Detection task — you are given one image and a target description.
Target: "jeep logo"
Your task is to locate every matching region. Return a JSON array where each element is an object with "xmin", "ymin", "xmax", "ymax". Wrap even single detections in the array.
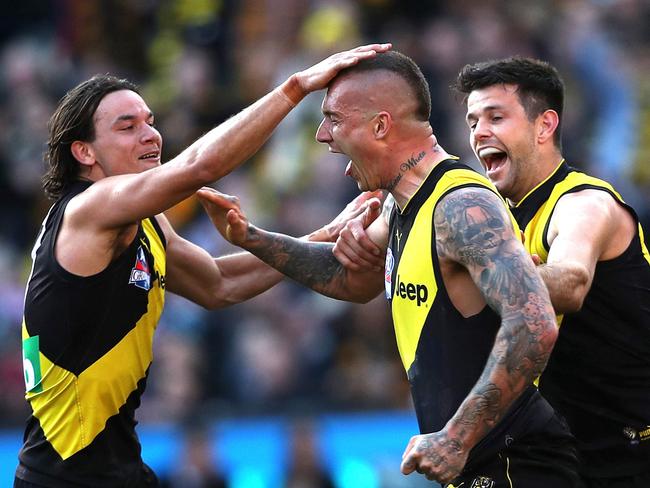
[{"xmin": 395, "ymin": 274, "xmax": 428, "ymax": 306}]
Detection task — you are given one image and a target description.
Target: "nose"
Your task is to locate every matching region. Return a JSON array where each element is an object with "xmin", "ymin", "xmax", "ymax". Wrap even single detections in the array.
[
  {"xmin": 141, "ymin": 123, "xmax": 161, "ymax": 145},
  {"xmin": 315, "ymin": 118, "xmax": 331, "ymax": 143},
  {"xmin": 472, "ymin": 118, "xmax": 492, "ymax": 141}
]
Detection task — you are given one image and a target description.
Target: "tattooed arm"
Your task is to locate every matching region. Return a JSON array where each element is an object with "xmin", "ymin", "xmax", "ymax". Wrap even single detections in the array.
[
  {"xmin": 401, "ymin": 186, "xmax": 558, "ymax": 484},
  {"xmin": 196, "ymin": 187, "xmax": 386, "ymax": 303}
]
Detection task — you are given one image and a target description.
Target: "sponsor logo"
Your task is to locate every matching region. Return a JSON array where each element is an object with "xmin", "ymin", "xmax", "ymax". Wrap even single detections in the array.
[
  {"xmin": 385, "ymin": 248, "xmax": 394, "ymax": 299},
  {"xmin": 129, "ymin": 246, "xmax": 151, "ymax": 291},
  {"xmin": 23, "ymin": 335, "xmax": 43, "ymax": 393},
  {"xmin": 470, "ymin": 476, "xmax": 494, "ymax": 488},
  {"xmin": 639, "ymin": 426, "xmax": 650, "ymax": 442},
  {"xmin": 395, "ymin": 274, "xmax": 429, "ymax": 306}
]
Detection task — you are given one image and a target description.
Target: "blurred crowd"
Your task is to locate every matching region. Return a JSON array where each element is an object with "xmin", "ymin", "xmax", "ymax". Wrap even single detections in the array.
[{"xmin": 0, "ymin": 0, "xmax": 649, "ymax": 477}]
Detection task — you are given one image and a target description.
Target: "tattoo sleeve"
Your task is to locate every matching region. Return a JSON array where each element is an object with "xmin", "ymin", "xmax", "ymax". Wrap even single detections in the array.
[
  {"xmin": 434, "ymin": 186, "xmax": 558, "ymax": 449},
  {"xmin": 242, "ymin": 226, "xmax": 356, "ymax": 300}
]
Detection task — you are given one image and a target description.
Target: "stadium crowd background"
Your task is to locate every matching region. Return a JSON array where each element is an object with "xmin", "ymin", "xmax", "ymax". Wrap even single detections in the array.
[{"xmin": 0, "ymin": 0, "xmax": 648, "ymax": 486}]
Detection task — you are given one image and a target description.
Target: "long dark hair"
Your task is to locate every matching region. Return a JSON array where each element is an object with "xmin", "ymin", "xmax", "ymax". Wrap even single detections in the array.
[{"xmin": 43, "ymin": 74, "xmax": 139, "ymax": 199}]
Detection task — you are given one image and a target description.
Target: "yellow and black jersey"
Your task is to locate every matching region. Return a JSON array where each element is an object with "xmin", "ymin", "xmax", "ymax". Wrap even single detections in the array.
[
  {"xmin": 386, "ymin": 159, "xmax": 556, "ymax": 468},
  {"xmin": 511, "ymin": 161, "xmax": 650, "ymax": 477},
  {"xmin": 17, "ymin": 181, "xmax": 166, "ymax": 487}
]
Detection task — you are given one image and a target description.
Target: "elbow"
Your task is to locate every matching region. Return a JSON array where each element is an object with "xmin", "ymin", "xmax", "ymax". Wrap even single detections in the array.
[
  {"xmin": 547, "ymin": 264, "xmax": 590, "ymax": 314},
  {"xmin": 561, "ymin": 291, "xmax": 586, "ymax": 313},
  {"xmin": 349, "ymin": 291, "xmax": 380, "ymax": 304},
  {"xmin": 344, "ymin": 280, "xmax": 383, "ymax": 304},
  {"xmin": 554, "ymin": 280, "xmax": 589, "ymax": 314}
]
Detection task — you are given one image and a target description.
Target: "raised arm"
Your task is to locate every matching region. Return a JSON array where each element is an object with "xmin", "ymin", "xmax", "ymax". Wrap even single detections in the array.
[
  {"xmin": 196, "ymin": 188, "xmax": 387, "ymax": 303},
  {"xmin": 538, "ymin": 189, "xmax": 636, "ymax": 313},
  {"xmin": 75, "ymin": 44, "xmax": 392, "ymax": 228},
  {"xmin": 401, "ymin": 187, "xmax": 558, "ymax": 484}
]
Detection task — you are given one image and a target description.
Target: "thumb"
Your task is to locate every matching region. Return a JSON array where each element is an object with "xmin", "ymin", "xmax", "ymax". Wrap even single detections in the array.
[{"xmin": 400, "ymin": 450, "xmax": 416, "ymax": 475}]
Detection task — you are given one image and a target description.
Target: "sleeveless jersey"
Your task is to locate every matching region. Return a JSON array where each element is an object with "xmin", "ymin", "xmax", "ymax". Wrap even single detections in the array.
[
  {"xmin": 386, "ymin": 159, "xmax": 555, "ymax": 468},
  {"xmin": 511, "ymin": 161, "xmax": 650, "ymax": 477},
  {"xmin": 17, "ymin": 181, "xmax": 167, "ymax": 487}
]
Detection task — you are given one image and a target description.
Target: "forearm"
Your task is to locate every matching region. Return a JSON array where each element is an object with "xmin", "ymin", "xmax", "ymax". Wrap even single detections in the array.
[
  {"xmin": 537, "ymin": 261, "xmax": 590, "ymax": 313},
  {"xmin": 240, "ymin": 225, "xmax": 378, "ymax": 302},
  {"xmin": 177, "ymin": 76, "xmax": 304, "ymax": 183},
  {"xmin": 446, "ymin": 305, "xmax": 557, "ymax": 451},
  {"xmin": 212, "ymin": 252, "xmax": 285, "ymax": 306}
]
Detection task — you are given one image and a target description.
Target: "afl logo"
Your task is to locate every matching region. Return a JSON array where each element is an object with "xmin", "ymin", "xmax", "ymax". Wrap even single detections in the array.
[
  {"xmin": 129, "ymin": 246, "xmax": 151, "ymax": 291},
  {"xmin": 385, "ymin": 247, "xmax": 394, "ymax": 299}
]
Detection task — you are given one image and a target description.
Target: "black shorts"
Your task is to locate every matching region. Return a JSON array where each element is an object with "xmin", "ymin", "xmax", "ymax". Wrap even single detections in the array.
[
  {"xmin": 582, "ymin": 468, "xmax": 650, "ymax": 488},
  {"xmin": 447, "ymin": 413, "xmax": 583, "ymax": 488},
  {"xmin": 14, "ymin": 462, "xmax": 159, "ymax": 488}
]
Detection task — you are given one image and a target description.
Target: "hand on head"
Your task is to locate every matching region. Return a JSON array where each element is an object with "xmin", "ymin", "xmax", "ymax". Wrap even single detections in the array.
[{"xmin": 295, "ymin": 43, "xmax": 392, "ymax": 95}]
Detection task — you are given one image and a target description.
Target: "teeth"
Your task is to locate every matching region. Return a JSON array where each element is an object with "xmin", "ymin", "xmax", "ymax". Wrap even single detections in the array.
[{"xmin": 478, "ymin": 147, "xmax": 502, "ymax": 158}]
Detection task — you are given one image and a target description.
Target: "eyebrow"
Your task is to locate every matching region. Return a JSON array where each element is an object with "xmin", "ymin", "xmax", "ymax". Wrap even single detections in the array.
[
  {"xmin": 113, "ymin": 111, "xmax": 155, "ymax": 125},
  {"xmin": 466, "ymin": 104, "xmax": 503, "ymax": 121}
]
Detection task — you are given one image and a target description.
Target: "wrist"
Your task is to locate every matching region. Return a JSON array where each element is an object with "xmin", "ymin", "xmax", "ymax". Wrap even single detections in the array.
[{"xmin": 277, "ymin": 74, "xmax": 305, "ymax": 107}]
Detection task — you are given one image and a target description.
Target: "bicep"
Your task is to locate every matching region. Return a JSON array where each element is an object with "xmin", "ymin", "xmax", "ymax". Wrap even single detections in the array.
[
  {"xmin": 157, "ymin": 214, "xmax": 224, "ymax": 307},
  {"xmin": 434, "ymin": 187, "xmax": 547, "ymax": 315},
  {"xmin": 546, "ymin": 192, "xmax": 614, "ymax": 275}
]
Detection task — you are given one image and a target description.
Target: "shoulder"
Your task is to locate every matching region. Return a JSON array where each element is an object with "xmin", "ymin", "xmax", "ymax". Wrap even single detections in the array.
[
  {"xmin": 434, "ymin": 186, "xmax": 517, "ymax": 259},
  {"xmin": 554, "ymin": 187, "xmax": 625, "ymax": 223},
  {"xmin": 435, "ymin": 185, "xmax": 508, "ymax": 223}
]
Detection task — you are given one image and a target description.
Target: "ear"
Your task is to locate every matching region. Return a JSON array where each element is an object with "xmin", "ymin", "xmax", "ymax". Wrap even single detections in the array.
[
  {"xmin": 70, "ymin": 141, "xmax": 96, "ymax": 167},
  {"xmin": 373, "ymin": 111, "xmax": 391, "ymax": 140},
  {"xmin": 537, "ymin": 110, "xmax": 559, "ymax": 144}
]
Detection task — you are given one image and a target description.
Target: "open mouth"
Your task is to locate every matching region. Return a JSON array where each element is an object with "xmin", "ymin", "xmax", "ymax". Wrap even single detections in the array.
[
  {"xmin": 138, "ymin": 151, "xmax": 159, "ymax": 161},
  {"xmin": 478, "ymin": 147, "xmax": 507, "ymax": 173}
]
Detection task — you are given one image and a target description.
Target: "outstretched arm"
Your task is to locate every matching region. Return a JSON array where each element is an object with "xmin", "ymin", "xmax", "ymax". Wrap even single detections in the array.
[
  {"xmin": 163, "ymin": 189, "xmax": 385, "ymax": 308},
  {"xmin": 401, "ymin": 187, "xmax": 557, "ymax": 484},
  {"xmin": 196, "ymin": 188, "xmax": 386, "ymax": 303}
]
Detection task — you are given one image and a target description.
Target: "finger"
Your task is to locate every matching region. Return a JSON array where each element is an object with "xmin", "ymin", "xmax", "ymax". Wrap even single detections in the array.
[
  {"xmin": 348, "ymin": 191, "xmax": 382, "ymax": 214},
  {"xmin": 361, "ymin": 200, "xmax": 382, "ymax": 230},
  {"xmin": 352, "ymin": 43, "xmax": 392, "ymax": 53},
  {"xmin": 402, "ymin": 436, "xmax": 418, "ymax": 459},
  {"xmin": 332, "ymin": 245, "xmax": 361, "ymax": 272},
  {"xmin": 333, "ymin": 238, "xmax": 376, "ymax": 271},
  {"xmin": 531, "ymin": 253, "xmax": 542, "ymax": 266},
  {"xmin": 349, "ymin": 223, "xmax": 382, "ymax": 259},
  {"xmin": 196, "ymin": 189, "xmax": 239, "ymax": 209},
  {"xmin": 342, "ymin": 224, "xmax": 382, "ymax": 263},
  {"xmin": 400, "ymin": 451, "xmax": 417, "ymax": 475}
]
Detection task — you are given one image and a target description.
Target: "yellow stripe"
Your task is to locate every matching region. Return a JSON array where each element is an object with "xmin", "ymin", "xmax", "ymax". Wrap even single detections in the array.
[{"xmin": 506, "ymin": 455, "xmax": 513, "ymax": 488}]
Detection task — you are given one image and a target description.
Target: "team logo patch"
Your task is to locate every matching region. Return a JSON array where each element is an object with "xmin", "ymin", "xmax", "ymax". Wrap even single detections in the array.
[
  {"xmin": 129, "ymin": 246, "xmax": 151, "ymax": 291},
  {"xmin": 623, "ymin": 426, "xmax": 640, "ymax": 445},
  {"xmin": 470, "ymin": 476, "xmax": 494, "ymax": 488},
  {"xmin": 384, "ymin": 247, "xmax": 394, "ymax": 299}
]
